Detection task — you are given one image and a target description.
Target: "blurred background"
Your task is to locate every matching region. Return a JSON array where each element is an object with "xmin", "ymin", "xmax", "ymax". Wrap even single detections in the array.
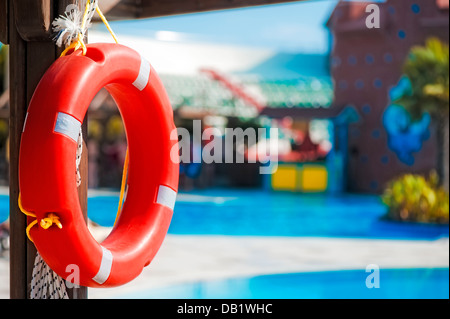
[{"xmin": 0, "ymin": 0, "xmax": 449, "ymax": 298}]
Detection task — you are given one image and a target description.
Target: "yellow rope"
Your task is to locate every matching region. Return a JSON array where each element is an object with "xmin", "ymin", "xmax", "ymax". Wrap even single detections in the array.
[
  {"xmin": 80, "ymin": 0, "xmax": 91, "ymax": 30},
  {"xmin": 114, "ymin": 149, "xmax": 129, "ymax": 225},
  {"xmin": 96, "ymin": 6, "xmax": 119, "ymax": 44},
  {"xmin": 59, "ymin": 39, "xmax": 83, "ymax": 57},
  {"xmin": 60, "ymin": 1, "xmax": 118, "ymax": 57},
  {"xmin": 18, "ymin": 193, "xmax": 62, "ymax": 243},
  {"xmin": 40, "ymin": 214, "xmax": 63, "ymax": 230}
]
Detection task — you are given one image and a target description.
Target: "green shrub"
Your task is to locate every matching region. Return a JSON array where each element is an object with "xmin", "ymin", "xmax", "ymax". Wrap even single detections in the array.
[{"xmin": 382, "ymin": 172, "xmax": 449, "ymax": 224}]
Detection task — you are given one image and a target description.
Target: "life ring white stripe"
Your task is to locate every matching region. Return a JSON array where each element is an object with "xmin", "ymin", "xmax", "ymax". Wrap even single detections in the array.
[
  {"xmin": 54, "ymin": 112, "xmax": 82, "ymax": 142},
  {"xmin": 92, "ymin": 246, "xmax": 113, "ymax": 285},
  {"xmin": 156, "ymin": 185, "xmax": 177, "ymax": 211},
  {"xmin": 132, "ymin": 56, "xmax": 151, "ymax": 91},
  {"xmin": 22, "ymin": 112, "xmax": 29, "ymax": 132}
]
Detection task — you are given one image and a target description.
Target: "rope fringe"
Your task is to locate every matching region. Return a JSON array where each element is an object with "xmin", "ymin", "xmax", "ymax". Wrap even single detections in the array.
[
  {"xmin": 52, "ymin": 0, "xmax": 97, "ymax": 54},
  {"xmin": 30, "ymin": 252, "xmax": 69, "ymax": 299},
  {"xmin": 53, "ymin": 0, "xmax": 118, "ymax": 57}
]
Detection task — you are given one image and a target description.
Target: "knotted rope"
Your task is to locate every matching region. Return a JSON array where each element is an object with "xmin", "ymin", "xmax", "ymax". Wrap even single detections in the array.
[{"xmin": 53, "ymin": 0, "xmax": 118, "ymax": 57}]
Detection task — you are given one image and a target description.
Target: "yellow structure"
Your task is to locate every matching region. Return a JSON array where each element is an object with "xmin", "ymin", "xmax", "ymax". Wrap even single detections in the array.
[
  {"xmin": 271, "ymin": 163, "xmax": 328, "ymax": 192},
  {"xmin": 271, "ymin": 165, "xmax": 298, "ymax": 190},
  {"xmin": 301, "ymin": 164, "xmax": 328, "ymax": 191}
]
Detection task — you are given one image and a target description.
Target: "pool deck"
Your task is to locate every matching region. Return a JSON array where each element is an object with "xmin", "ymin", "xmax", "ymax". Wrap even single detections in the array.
[{"xmin": 1, "ymin": 226, "xmax": 448, "ymax": 299}]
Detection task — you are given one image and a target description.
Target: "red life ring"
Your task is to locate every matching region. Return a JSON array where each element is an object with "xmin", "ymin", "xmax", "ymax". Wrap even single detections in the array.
[{"xmin": 19, "ymin": 43, "xmax": 179, "ymax": 287}]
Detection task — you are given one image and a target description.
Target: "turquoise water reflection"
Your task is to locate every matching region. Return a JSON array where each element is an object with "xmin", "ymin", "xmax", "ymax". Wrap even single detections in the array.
[{"xmin": 121, "ymin": 268, "xmax": 450, "ymax": 299}]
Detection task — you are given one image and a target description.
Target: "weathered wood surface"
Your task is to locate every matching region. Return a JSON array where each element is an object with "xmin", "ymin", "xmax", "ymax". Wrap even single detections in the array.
[
  {"xmin": 99, "ymin": 0, "xmax": 303, "ymax": 20},
  {"xmin": 14, "ymin": 0, "xmax": 53, "ymax": 41},
  {"xmin": 0, "ymin": 0, "xmax": 9, "ymax": 44},
  {"xmin": 8, "ymin": 0, "xmax": 27, "ymax": 298}
]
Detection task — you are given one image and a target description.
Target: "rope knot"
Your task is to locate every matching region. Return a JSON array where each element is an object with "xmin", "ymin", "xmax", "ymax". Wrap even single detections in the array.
[
  {"xmin": 52, "ymin": 0, "xmax": 118, "ymax": 57},
  {"xmin": 40, "ymin": 214, "xmax": 63, "ymax": 230},
  {"xmin": 18, "ymin": 194, "xmax": 63, "ymax": 242}
]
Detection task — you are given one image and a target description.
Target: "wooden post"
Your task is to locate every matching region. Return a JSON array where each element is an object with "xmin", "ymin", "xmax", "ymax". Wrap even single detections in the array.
[{"xmin": 6, "ymin": 0, "xmax": 88, "ymax": 299}]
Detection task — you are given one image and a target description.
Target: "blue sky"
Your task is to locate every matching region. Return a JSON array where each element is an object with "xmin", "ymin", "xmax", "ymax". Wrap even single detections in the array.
[{"xmin": 95, "ymin": 0, "xmax": 339, "ymax": 53}]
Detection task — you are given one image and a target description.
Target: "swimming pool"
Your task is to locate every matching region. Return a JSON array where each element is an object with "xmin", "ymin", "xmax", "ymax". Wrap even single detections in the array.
[
  {"xmin": 1, "ymin": 189, "xmax": 448, "ymax": 239},
  {"xmin": 118, "ymin": 268, "xmax": 450, "ymax": 299},
  {"xmin": 2, "ymin": 190, "xmax": 448, "ymax": 299},
  {"xmin": 88, "ymin": 189, "xmax": 448, "ymax": 239}
]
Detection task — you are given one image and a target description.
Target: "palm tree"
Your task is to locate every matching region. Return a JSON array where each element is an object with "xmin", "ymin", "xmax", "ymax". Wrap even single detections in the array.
[{"xmin": 395, "ymin": 37, "xmax": 449, "ymax": 191}]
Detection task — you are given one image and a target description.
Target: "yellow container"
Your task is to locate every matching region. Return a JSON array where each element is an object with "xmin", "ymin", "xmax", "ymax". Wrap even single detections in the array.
[
  {"xmin": 300, "ymin": 164, "xmax": 328, "ymax": 192},
  {"xmin": 271, "ymin": 165, "xmax": 298, "ymax": 191}
]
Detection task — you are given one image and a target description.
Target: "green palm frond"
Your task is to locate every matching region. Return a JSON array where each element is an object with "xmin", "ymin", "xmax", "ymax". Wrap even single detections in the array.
[{"xmin": 395, "ymin": 37, "xmax": 449, "ymax": 120}]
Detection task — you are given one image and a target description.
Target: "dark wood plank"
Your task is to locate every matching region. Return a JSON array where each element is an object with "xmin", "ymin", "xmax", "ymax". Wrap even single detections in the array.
[
  {"xmin": 8, "ymin": 0, "xmax": 28, "ymax": 299},
  {"xmin": 143, "ymin": 0, "xmax": 303, "ymax": 17},
  {"xmin": 0, "ymin": 0, "xmax": 9, "ymax": 44},
  {"xmin": 13, "ymin": 0, "xmax": 53, "ymax": 41},
  {"xmin": 101, "ymin": 0, "xmax": 304, "ymax": 20}
]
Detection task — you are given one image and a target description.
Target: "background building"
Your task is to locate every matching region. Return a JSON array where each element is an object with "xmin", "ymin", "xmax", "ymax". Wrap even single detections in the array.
[{"xmin": 327, "ymin": 0, "xmax": 449, "ymax": 192}]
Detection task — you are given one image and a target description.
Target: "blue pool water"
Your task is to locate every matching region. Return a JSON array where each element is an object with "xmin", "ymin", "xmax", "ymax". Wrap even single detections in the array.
[
  {"xmin": 120, "ymin": 268, "xmax": 449, "ymax": 299},
  {"xmin": 1, "ymin": 189, "xmax": 448, "ymax": 239},
  {"xmin": 2, "ymin": 191, "xmax": 448, "ymax": 299},
  {"xmin": 0, "ymin": 196, "xmax": 7, "ymax": 224},
  {"xmin": 87, "ymin": 189, "xmax": 448, "ymax": 239}
]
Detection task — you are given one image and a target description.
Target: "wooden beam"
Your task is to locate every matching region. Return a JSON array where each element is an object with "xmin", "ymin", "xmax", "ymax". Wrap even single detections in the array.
[
  {"xmin": 97, "ymin": 0, "xmax": 122, "ymax": 16},
  {"xmin": 9, "ymin": 0, "xmax": 88, "ymax": 299},
  {"xmin": 143, "ymin": 0, "xmax": 304, "ymax": 17},
  {"xmin": 8, "ymin": 0, "xmax": 27, "ymax": 297},
  {"xmin": 0, "ymin": 0, "xmax": 9, "ymax": 44},
  {"xmin": 99, "ymin": 0, "xmax": 304, "ymax": 20},
  {"xmin": 14, "ymin": 0, "xmax": 53, "ymax": 42}
]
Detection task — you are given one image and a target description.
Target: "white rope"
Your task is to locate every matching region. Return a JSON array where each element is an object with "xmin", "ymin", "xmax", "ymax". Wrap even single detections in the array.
[
  {"xmin": 52, "ymin": 0, "xmax": 98, "ymax": 47},
  {"xmin": 30, "ymin": 128, "xmax": 83, "ymax": 299},
  {"xmin": 30, "ymin": 252, "xmax": 69, "ymax": 299},
  {"xmin": 76, "ymin": 128, "xmax": 83, "ymax": 187}
]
